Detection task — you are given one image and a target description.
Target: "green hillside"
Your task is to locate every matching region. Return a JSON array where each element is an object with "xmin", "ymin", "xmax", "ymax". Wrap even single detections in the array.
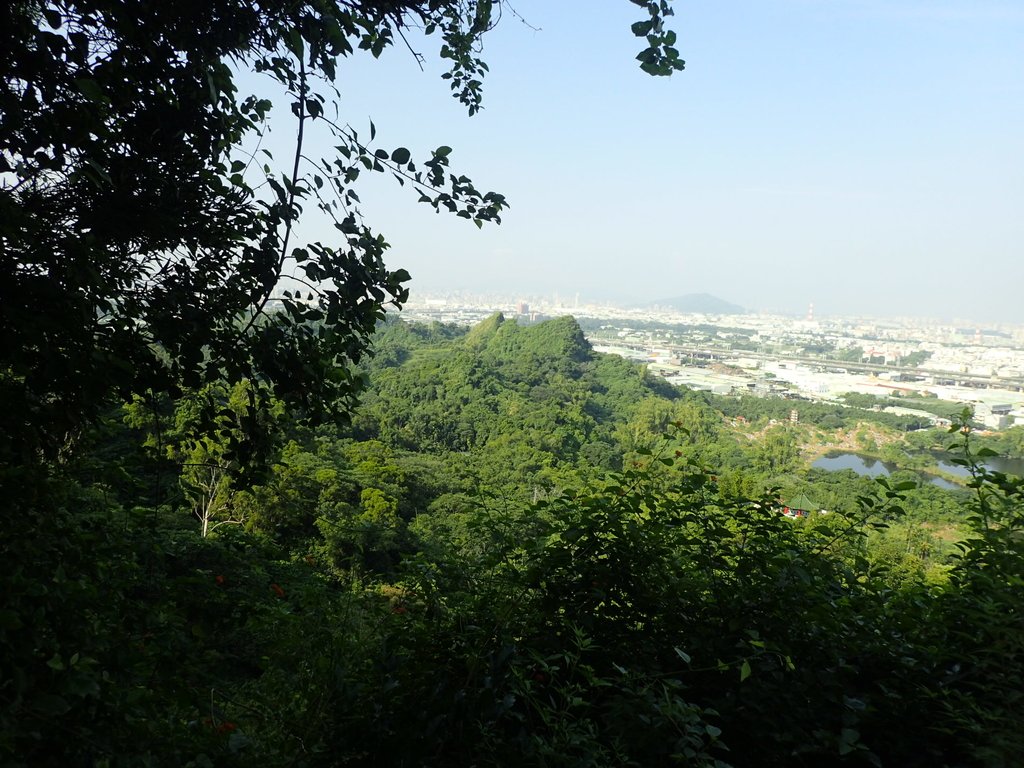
[
  {"xmin": 357, "ymin": 314, "xmax": 681, "ymax": 472},
  {"xmin": 3, "ymin": 315, "xmax": 1023, "ymax": 767}
]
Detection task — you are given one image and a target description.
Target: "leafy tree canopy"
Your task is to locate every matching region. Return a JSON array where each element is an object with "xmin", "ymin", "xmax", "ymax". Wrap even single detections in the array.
[{"xmin": 0, "ymin": 0, "xmax": 683, "ymax": 462}]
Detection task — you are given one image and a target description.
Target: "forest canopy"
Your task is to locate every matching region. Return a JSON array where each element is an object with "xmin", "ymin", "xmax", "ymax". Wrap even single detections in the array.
[{"xmin": 4, "ymin": 3, "xmax": 1024, "ymax": 767}]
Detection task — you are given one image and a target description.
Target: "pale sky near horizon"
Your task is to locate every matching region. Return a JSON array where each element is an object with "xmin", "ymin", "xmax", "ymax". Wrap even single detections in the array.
[{"xmin": 274, "ymin": 1, "xmax": 1023, "ymax": 323}]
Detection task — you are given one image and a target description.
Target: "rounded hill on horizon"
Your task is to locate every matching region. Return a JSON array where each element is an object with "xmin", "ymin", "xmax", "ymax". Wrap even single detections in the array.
[{"xmin": 647, "ymin": 293, "xmax": 747, "ymax": 315}]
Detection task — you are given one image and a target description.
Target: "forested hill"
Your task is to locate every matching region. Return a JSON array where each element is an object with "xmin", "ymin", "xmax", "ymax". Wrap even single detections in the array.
[
  {"xmin": 4, "ymin": 311, "xmax": 1024, "ymax": 766},
  {"xmin": 355, "ymin": 313, "xmax": 691, "ymax": 474},
  {"xmin": 352, "ymin": 315, "xmax": 971, "ymax": 496},
  {"xmin": 349, "ymin": 315, "xmax": 1008, "ymax": 509}
]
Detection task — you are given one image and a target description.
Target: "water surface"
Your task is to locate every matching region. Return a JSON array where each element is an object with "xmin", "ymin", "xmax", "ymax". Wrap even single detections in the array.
[
  {"xmin": 812, "ymin": 452, "xmax": 960, "ymax": 490},
  {"xmin": 932, "ymin": 455, "xmax": 1024, "ymax": 478}
]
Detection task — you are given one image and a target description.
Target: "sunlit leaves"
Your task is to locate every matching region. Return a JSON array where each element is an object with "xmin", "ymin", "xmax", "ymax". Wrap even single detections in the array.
[{"xmin": 630, "ymin": 0, "xmax": 685, "ymax": 76}]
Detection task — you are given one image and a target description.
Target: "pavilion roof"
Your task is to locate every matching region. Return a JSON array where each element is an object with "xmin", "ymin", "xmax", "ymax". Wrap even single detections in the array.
[{"xmin": 786, "ymin": 494, "xmax": 817, "ymax": 512}]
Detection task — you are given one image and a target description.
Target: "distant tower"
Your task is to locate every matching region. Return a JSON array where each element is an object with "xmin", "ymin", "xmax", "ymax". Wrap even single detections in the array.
[
  {"xmin": 975, "ymin": 328, "xmax": 982, "ymax": 345},
  {"xmin": 807, "ymin": 302, "xmax": 814, "ymax": 322}
]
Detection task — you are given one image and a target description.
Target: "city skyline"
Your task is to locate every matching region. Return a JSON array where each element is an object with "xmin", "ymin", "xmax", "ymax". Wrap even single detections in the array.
[
  {"xmin": 272, "ymin": 1, "xmax": 1023, "ymax": 324},
  {"xmin": 397, "ymin": 285, "xmax": 1021, "ymax": 328}
]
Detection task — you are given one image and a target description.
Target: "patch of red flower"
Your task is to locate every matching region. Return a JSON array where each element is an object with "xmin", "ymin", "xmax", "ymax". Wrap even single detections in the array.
[
  {"xmin": 270, "ymin": 583, "xmax": 285, "ymax": 598},
  {"xmin": 215, "ymin": 575, "xmax": 225, "ymax": 585},
  {"xmin": 216, "ymin": 721, "xmax": 237, "ymax": 734}
]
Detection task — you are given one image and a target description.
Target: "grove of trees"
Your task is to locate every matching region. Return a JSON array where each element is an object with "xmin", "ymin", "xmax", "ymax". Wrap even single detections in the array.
[{"xmin": 3, "ymin": 3, "xmax": 1023, "ymax": 767}]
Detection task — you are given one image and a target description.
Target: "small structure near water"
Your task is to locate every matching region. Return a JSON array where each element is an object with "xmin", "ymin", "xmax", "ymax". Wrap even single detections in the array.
[{"xmin": 782, "ymin": 493, "xmax": 819, "ymax": 519}]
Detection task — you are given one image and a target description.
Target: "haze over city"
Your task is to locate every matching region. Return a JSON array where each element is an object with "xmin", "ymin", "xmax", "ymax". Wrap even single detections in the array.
[{"xmin": 283, "ymin": 0, "xmax": 1024, "ymax": 323}]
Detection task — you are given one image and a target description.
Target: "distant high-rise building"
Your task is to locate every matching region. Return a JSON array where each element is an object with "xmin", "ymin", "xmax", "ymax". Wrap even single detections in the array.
[
  {"xmin": 807, "ymin": 302, "xmax": 814, "ymax": 322},
  {"xmin": 516, "ymin": 301, "xmax": 530, "ymax": 316}
]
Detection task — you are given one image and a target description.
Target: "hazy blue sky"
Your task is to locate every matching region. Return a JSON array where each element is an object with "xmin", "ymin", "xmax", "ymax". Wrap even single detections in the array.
[{"xmin": 286, "ymin": 1, "xmax": 1023, "ymax": 321}]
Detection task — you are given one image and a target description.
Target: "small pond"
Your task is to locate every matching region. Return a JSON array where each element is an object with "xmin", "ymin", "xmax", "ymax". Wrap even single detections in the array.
[
  {"xmin": 812, "ymin": 452, "xmax": 959, "ymax": 490},
  {"xmin": 813, "ymin": 453, "xmax": 897, "ymax": 477},
  {"xmin": 932, "ymin": 455, "xmax": 1024, "ymax": 478}
]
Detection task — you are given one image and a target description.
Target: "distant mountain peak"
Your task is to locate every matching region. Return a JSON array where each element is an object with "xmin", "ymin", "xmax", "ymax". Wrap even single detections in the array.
[{"xmin": 648, "ymin": 293, "xmax": 746, "ymax": 315}]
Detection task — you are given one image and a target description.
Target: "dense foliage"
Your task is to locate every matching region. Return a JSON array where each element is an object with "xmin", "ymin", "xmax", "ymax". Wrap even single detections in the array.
[
  {"xmin": 4, "ymin": 3, "xmax": 1023, "ymax": 766},
  {"xmin": 3, "ymin": 315, "xmax": 1023, "ymax": 766}
]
